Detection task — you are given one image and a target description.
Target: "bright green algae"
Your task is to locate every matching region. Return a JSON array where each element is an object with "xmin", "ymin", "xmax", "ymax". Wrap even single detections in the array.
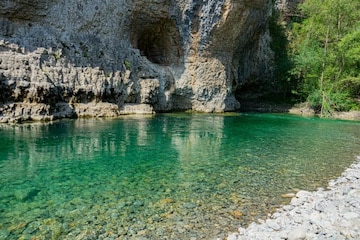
[{"xmin": 0, "ymin": 113, "xmax": 360, "ymax": 239}]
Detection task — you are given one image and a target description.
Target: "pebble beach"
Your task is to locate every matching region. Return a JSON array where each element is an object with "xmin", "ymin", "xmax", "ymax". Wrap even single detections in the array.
[{"xmin": 228, "ymin": 156, "xmax": 360, "ymax": 240}]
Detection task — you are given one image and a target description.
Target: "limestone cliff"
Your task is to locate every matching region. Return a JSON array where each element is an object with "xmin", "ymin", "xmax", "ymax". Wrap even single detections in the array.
[{"xmin": 0, "ymin": 0, "xmax": 274, "ymax": 122}]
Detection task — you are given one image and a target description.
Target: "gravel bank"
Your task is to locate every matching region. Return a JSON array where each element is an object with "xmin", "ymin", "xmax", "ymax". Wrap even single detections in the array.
[{"xmin": 228, "ymin": 156, "xmax": 360, "ymax": 240}]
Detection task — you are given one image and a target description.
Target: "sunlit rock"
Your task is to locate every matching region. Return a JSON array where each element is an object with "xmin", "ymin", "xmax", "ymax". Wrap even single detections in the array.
[{"xmin": 0, "ymin": 0, "xmax": 276, "ymax": 121}]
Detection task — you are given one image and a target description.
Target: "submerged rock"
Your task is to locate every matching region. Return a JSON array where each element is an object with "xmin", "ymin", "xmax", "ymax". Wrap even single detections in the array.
[{"xmin": 14, "ymin": 188, "xmax": 40, "ymax": 202}]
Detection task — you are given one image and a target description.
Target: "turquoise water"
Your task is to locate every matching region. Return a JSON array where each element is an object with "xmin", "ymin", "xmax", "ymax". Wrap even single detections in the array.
[{"xmin": 0, "ymin": 113, "xmax": 360, "ymax": 239}]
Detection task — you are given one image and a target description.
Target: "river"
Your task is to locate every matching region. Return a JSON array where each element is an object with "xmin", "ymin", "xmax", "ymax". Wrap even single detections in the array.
[{"xmin": 0, "ymin": 113, "xmax": 359, "ymax": 239}]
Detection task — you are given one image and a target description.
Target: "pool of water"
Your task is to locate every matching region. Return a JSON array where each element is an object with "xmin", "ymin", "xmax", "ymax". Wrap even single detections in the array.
[{"xmin": 0, "ymin": 113, "xmax": 359, "ymax": 239}]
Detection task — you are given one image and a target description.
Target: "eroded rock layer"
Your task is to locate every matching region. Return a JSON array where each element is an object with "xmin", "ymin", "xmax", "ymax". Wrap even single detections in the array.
[{"xmin": 0, "ymin": 0, "xmax": 274, "ymax": 122}]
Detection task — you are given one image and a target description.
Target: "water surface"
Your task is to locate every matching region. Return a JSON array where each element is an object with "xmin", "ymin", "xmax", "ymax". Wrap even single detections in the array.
[{"xmin": 0, "ymin": 113, "xmax": 359, "ymax": 239}]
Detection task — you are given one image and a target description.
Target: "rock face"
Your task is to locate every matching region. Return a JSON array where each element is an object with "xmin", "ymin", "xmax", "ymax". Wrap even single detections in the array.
[
  {"xmin": 0, "ymin": 0, "xmax": 275, "ymax": 122},
  {"xmin": 275, "ymin": 0, "xmax": 303, "ymax": 17}
]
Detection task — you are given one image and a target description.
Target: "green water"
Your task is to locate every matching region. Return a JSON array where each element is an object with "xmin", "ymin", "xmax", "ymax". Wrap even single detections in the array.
[{"xmin": 0, "ymin": 113, "xmax": 359, "ymax": 239}]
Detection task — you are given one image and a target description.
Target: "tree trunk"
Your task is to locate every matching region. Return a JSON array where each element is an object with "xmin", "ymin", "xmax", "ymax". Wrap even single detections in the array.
[{"xmin": 320, "ymin": 24, "xmax": 331, "ymax": 117}]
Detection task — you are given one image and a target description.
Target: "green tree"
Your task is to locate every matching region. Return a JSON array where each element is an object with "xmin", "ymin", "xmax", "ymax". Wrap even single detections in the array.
[{"xmin": 290, "ymin": 0, "xmax": 360, "ymax": 116}]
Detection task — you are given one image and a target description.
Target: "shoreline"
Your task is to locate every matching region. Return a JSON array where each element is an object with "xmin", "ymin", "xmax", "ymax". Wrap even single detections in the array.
[
  {"xmin": 227, "ymin": 156, "xmax": 360, "ymax": 240},
  {"xmin": 1, "ymin": 100, "xmax": 360, "ymax": 124},
  {"xmin": 240, "ymin": 101, "xmax": 360, "ymax": 121},
  {"xmin": 0, "ymin": 102, "xmax": 155, "ymax": 124}
]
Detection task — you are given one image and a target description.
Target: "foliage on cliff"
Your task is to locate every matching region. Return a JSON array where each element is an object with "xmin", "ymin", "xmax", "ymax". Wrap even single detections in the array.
[{"xmin": 288, "ymin": 0, "xmax": 360, "ymax": 116}]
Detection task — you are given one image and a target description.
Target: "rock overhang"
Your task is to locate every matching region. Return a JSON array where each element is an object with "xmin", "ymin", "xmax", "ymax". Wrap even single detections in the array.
[{"xmin": 0, "ymin": 0, "xmax": 275, "ymax": 122}]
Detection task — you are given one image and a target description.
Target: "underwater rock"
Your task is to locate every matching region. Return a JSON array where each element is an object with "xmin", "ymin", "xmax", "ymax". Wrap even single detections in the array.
[{"xmin": 14, "ymin": 188, "xmax": 40, "ymax": 202}]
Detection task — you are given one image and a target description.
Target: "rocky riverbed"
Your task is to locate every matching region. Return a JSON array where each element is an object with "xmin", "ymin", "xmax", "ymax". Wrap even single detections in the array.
[{"xmin": 228, "ymin": 156, "xmax": 360, "ymax": 240}]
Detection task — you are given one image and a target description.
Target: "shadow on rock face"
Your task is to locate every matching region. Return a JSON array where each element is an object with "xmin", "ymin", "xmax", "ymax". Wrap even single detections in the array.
[{"xmin": 130, "ymin": 17, "xmax": 182, "ymax": 66}]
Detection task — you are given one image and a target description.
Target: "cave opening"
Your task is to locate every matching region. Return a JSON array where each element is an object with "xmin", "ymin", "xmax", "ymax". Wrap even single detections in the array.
[{"xmin": 131, "ymin": 18, "xmax": 182, "ymax": 66}]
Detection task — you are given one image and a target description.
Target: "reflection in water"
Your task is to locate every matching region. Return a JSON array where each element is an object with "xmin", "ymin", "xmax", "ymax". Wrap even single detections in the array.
[
  {"xmin": 172, "ymin": 115, "xmax": 224, "ymax": 163},
  {"xmin": 0, "ymin": 114, "xmax": 360, "ymax": 239}
]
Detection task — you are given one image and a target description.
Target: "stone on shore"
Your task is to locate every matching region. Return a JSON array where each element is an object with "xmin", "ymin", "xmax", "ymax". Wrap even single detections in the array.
[{"xmin": 228, "ymin": 157, "xmax": 360, "ymax": 240}]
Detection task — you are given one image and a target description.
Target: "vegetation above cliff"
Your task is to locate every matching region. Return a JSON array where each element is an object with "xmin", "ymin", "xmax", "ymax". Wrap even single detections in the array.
[{"xmin": 273, "ymin": 0, "xmax": 360, "ymax": 117}]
